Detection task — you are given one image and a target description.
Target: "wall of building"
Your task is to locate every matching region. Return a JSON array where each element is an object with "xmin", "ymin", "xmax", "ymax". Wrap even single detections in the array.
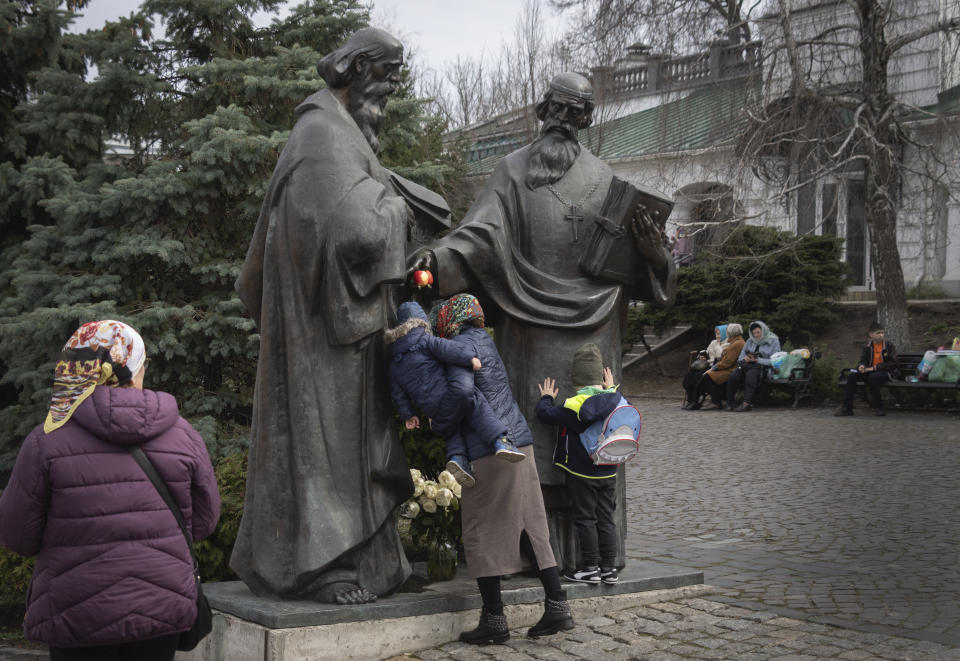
[{"xmin": 759, "ymin": 0, "xmax": 943, "ymax": 108}]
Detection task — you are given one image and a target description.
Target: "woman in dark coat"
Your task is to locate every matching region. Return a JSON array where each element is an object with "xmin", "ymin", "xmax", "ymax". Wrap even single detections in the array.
[
  {"xmin": 386, "ymin": 301, "xmax": 518, "ymax": 486},
  {"xmin": 0, "ymin": 320, "xmax": 221, "ymax": 661},
  {"xmin": 434, "ymin": 294, "xmax": 574, "ymax": 644}
]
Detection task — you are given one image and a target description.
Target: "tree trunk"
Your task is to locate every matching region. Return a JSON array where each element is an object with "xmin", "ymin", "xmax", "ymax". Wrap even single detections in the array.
[{"xmin": 857, "ymin": 0, "xmax": 909, "ymax": 347}]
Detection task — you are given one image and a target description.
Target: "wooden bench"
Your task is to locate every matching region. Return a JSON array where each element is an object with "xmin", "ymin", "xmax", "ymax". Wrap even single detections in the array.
[
  {"xmin": 837, "ymin": 352, "xmax": 960, "ymax": 409},
  {"xmin": 758, "ymin": 351, "xmax": 820, "ymax": 408}
]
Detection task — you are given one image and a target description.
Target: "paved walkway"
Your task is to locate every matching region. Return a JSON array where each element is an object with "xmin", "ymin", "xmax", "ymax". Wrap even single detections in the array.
[{"xmin": 407, "ymin": 400, "xmax": 960, "ymax": 660}]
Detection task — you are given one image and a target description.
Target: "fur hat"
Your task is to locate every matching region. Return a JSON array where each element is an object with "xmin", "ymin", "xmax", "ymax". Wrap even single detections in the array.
[{"xmin": 571, "ymin": 342, "xmax": 604, "ymax": 388}]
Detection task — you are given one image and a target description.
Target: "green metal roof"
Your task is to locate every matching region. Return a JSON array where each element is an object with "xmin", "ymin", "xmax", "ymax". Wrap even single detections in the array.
[
  {"xmin": 463, "ymin": 77, "xmax": 758, "ymax": 177},
  {"xmin": 916, "ymin": 84, "xmax": 960, "ymax": 118},
  {"xmin": 586, "ymin": 77, "xmax": 757, "ymax": 160}
]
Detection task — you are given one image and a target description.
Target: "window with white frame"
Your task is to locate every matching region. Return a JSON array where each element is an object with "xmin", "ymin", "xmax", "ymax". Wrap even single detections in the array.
[{"xmin": 796, "ymin": 176, "xmax": 869, "ymax": 287}]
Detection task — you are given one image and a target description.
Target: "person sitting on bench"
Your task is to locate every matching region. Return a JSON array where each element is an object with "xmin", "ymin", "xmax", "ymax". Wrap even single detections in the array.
[
  {"xmin": 726, "ymin": 320, "xmax": 780, "ymax": 412},
  {"xmin": 835, "ymin": 321, "xmax": 900, "ymax": 417}
]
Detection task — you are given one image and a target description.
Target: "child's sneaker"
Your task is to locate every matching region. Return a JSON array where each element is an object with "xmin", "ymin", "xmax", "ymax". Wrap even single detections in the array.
[
  {"xmin": 445, "ymin": 455, "xmax": 476, "ymax": 488},
  {"xmin": 600, "ymin": 567, "xmax": 619, "ymax": 584},
  {"xmin": 561, "ymin": 567, "xmax": 600, "ymax": 584},
  {"xmin": 494, "ymin": 437, "xmax": 525, "ymax": 463}
]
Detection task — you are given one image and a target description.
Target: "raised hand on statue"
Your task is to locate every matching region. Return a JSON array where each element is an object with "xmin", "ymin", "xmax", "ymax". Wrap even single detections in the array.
[{"xmin": 630, "ymin": 206, "xmax": 669, "ymax": 269}]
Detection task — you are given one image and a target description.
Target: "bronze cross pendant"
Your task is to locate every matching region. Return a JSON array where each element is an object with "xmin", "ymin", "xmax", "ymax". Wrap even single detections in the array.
[{"xmin": 565, "ymin": 206, "xmax": 585, "ymax": 242}]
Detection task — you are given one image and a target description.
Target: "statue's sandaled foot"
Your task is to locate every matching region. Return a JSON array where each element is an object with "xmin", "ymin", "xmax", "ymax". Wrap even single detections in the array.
[{"xmin": 316, "ymin": 582, "xmax": 377, "ymax": 605}]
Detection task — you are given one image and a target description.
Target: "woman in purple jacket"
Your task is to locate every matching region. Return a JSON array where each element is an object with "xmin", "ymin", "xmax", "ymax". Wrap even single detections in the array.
[{"xmin": 0, "ymin": 320, "xmax": 221, "ymax": 661}]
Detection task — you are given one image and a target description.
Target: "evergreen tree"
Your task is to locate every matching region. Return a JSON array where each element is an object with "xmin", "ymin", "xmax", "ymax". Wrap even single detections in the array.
[
  {"xmin": 630, "ymin": 226, "xmax": 850, "ymax": 347},
  {"xmin": 0, "ymin": 0, "xmax": 454, "ymax": 475}
]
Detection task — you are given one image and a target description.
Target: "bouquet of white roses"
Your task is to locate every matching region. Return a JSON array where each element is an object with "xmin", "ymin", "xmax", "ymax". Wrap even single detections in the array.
[{"xmin": 400, "ymin": 468, "xmax": 462, "ymax": 547}]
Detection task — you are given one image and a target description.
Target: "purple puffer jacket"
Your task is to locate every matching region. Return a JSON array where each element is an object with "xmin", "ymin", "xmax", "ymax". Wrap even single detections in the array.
[{"xmin": 0, "ymin": 386, "xmax": 221, "ymax": 647}]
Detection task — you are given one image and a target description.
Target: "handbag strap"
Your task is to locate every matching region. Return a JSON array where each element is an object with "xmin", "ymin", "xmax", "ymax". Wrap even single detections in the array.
[{"xmin": 127, "ymin": 446, "xmax": 199, "ymax": 573}]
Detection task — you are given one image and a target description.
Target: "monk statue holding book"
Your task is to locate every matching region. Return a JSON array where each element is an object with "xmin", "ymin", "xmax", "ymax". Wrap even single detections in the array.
[{"xmin": 411, "ymin": 72, "xmax": 676, "ymax": 572}]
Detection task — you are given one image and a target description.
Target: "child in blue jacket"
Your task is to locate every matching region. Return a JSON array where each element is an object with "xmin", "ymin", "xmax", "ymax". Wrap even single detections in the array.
[
  {"xmin": 535, "ymin": 342, "xmax": 622, "ymax": 585},
  {"xmin": 386, "ymin": 301, "xmax": 523, "ymax": 487}
]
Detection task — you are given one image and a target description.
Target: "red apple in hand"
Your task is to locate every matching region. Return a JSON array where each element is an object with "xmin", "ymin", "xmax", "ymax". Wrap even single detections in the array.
[{"xmin": 412, "ymin": 269, "xmax": 434, "ymax": 288}]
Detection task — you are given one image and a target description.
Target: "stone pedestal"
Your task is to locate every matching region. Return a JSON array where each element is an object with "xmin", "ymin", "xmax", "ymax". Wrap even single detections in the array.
[{"xmin": 176, "ymin": 561, "xmax": 705, "ymax": 661}]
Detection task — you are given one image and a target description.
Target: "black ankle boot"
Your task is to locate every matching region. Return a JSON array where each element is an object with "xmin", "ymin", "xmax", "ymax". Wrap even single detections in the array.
[
  {"xmin": 527, "ymin": 591, "xmax": 575, "ymax": 637},
  {"xmin": 459, "ymin": 606, "xmax": 510, "ymax": 645}
]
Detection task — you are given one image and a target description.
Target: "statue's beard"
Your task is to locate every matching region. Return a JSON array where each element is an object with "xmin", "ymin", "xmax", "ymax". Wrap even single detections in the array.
[
  {"xmin": 525, "ymin": 119, "xmax": 581, "ymax": 189},
  {"xmin": 347, "ymin": 80, "xmax": 396, "ymax": 154}
]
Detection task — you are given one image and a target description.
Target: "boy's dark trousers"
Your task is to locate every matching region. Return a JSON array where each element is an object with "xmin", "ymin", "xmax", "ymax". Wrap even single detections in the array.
[
  {"xmin": 842, "ymin": 370, "xmax": 890, "ymax": 409},
  {"xmin": 565, "ymin": 472, "xmax": 617, "ymax": 568}
]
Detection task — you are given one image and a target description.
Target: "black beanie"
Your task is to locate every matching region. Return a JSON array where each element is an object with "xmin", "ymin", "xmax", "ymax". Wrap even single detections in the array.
[{"xmin": 571, "ymin": 342, "xmax": 603, "ymax": 388}]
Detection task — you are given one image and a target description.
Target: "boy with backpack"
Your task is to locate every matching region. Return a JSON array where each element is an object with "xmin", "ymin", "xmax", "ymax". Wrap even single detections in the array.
[{"xmin": 535, "ymin": 342, "xmax": 635, "ymax": 585}]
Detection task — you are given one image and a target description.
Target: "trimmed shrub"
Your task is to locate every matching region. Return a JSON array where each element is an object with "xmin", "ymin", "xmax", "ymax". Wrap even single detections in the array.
[{"xmin": 631, "ymin": 225, "xmax": 849, "ymax": 347}]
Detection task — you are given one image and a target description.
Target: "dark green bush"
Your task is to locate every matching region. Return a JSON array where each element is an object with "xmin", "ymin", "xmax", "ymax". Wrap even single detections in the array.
[
  {"xmin": 809, "ymin": 348, "xmax": 845, "ymax": 403},
  {"xmin": 399, "ymin": 416, "xmax": 446, "ymax": 478},
  {"xmin": 0, "ymin": 542, "xmax": 32, "ymax": 634},
  {"xmin": 631, "ymin": 225, "xmax": 849, "ymax": 346},
  {"xmin": 195, "ymin": 452, "xmax": 247, "ymax": 583}
]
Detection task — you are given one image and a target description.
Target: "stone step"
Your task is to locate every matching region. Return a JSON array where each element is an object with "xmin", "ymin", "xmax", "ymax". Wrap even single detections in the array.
[
  {"xmin": 623, "ymin": 325, "xmax": 697, "ymax": 369},
  {"xmin": 178, "ymin": 562, "xmax": 705, "ymax": 661}
]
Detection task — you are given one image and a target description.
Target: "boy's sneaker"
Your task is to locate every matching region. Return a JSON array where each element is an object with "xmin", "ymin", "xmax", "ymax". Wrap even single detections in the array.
[
  {"xmin": 445, "ymin": 455, "xmax": 476, "ymax": 488},
  {"xmin": 600, "ymin": 567, "xmax": 619, "ymax": 584},
  {"xmin": 561, "ymin": 567, "xmax": 600, "ymax": 584},
  {"xmin": 494, "ymin": 437, "xmax": 525, "ymax": 463}
]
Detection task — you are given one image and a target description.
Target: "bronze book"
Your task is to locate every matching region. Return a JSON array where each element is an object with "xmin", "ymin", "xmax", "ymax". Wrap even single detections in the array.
[{"xmin": 579, "ymin": 177, "xmax": 673, "ymax": 286}]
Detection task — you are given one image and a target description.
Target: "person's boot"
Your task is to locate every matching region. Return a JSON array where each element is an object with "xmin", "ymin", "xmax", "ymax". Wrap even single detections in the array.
[
  {"xmin": 459, "ymin": 606, "xmax": 509, "ymax": 645},
  {"xmin": 527, "ymin": 591, "xmax": 575, "ymax": 637}
]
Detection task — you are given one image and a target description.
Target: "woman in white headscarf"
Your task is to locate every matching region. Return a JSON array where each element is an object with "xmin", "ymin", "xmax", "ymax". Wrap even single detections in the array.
[{"xmin": 0, "ymin": 320, "xmax": 220, "ymax": 661}]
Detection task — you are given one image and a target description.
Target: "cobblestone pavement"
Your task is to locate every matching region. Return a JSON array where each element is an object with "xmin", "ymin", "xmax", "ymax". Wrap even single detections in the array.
[{"xmin": 407, "ymin": 400, "xmax": 960, "ymax": 660}]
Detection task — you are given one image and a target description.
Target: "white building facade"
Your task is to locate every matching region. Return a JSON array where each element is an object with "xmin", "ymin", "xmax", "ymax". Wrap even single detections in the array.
[{"xmin": 456, "ymin": 0, "xmax": 960, "ymax": 295}]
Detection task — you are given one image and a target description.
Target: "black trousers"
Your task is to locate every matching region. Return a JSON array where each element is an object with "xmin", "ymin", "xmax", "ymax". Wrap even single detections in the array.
[
  {"xmin": 726, "ymin": 364, "xmax": 764, "ymax": 403},
  {"xmin": 682, "ymin": 369, "xmax": 709, "ymax": 404},
  {"xmin": 477, "ymin": 531, "xmax": 564, "ymax": 612},
  {"xmin": 842, "ymin": 370, "xmax": 890, "ymax": 409},
  {"xmin": 49, "ymin": 634, "xmax": 179, "ymax": 661},
  {"xmin": 699, "ymin": 374, "xmax": 727, "ymax": 405},
  {"xmin": 565, "ymin": 472, "xmax": 618, "ymax": 569}
]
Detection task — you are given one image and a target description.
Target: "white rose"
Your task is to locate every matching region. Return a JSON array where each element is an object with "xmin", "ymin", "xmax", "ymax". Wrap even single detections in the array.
[
  {"xmin": 401, "ymin": 500, "xmax": 420, "ymax": 518},
  {"xmin": 423, "ymin": 482, "xmax": 439, "ymax": 500},
  {"xmin": 452, "ymin": 482, "xmax": 462, "ymax": 499},
  {"xmin": 409, "ymin": 468, "xmax": 422, "ymax": 482},
  {"xmin": 419, "ymin": 496, "xmax": 438, "ymax": 513},
  {"xmin": 438, "ymin": 470, "xmax": 457, "ymax": 489},
  {"xmin": 413, "ymin": 477, "xmax": 425, "ymax": 498},
  {"xmin": 436, "ymin": 487, "xmax": 454, "ymax": 508}
]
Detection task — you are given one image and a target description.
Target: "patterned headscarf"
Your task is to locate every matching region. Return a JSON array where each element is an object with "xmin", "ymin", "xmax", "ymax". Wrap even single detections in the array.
[
  {"xmin": 44, "ymin": 320, "xmax": 147, "ymax": 433},
  {"xmin": 435, "ymin": 294, "xmax": 485, "ymax": 339}
]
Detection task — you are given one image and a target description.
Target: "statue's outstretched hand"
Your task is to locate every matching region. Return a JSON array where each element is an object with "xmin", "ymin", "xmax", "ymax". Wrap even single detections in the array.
[
  {"xmin": 405, "ymin": 251, "xmax": 438, "ymax": 301},
  {"xmin": 630, "ymin": 207, "xmax": 669, "ymax": 268}
]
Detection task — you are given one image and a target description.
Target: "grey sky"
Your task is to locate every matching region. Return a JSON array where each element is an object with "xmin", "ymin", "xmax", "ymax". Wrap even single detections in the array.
[{"xmin": 67, "ymin": 0, "xmax": 570, "ymax": 75}]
